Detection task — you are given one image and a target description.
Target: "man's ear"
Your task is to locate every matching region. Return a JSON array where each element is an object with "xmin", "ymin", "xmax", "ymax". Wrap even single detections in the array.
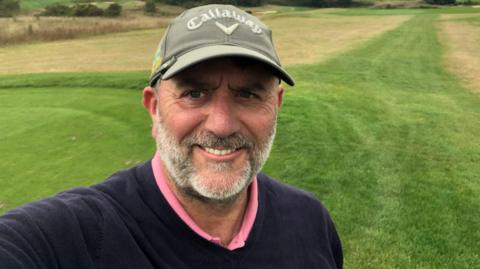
[
  {"xmin": 143, "ymin": 86, "xmax": 157, "ymax": 117},
  {"xmin": 143, "ymin": 86, "xmax": 158, "ymax": 138},
  {"xmin": 277, "ymin": 86, "xmax": 284, "ymax": 107}
]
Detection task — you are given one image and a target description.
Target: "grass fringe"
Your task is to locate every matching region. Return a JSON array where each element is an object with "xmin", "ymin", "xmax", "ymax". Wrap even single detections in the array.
[{"xmin": 0, "ymin": 72, "xmax": 148, "ymax": 90}]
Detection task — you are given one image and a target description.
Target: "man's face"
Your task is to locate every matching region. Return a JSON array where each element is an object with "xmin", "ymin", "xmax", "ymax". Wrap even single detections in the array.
[{"xmin": 149, "ymin": 58, "xmax": 283, "ymax": 203}]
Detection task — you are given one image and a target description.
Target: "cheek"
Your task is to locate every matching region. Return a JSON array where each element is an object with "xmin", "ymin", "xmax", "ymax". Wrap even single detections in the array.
[
  {"xmin": 157, "ymin": 89, "xmax": 205, "ymax": 141},
  {"xmin": 161, "ymin": 108, "xmax": 204, "ymax": 141},
  {"xmin": 240, "ymin": 106, "xmax": 277, "ymax": 142},
  {"xmin": 250, "ymin": 115, "xmax": 276, "ymax": 137}
]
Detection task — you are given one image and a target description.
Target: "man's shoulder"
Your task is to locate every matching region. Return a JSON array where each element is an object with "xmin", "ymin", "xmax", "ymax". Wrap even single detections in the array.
[
  {"xmin": 1, "ymin": 160, "xmax": 152, "ymax": 227},
  {"xmin": 89, "ymin": 160, "xmax": 152, "ymax": 199},
  {"xmin": 257, "ymin": 173, "xmax": 326, "ymax": 210},
  {"xmin": 0, "ymin": 161, "xmax": 153, "ymax": 267},
  {"xmin": 256, "ymin": 173, "xmax": 343, "ymax": 269},
  {"xmin": 46, "ymin": 161, "xmax": 149, "ymax": 211},
  {"xmin": 256, "ymin": 173, "xmax": 339, "ymax": 228}
]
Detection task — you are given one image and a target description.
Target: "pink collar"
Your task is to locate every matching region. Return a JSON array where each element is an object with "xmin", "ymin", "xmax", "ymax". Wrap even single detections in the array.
[{"xmin": 151, "ymin": 152, "xmax": 258, "ymax": 250}]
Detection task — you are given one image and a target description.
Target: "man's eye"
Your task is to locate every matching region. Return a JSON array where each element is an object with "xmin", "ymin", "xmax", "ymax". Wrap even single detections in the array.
[
  {"xmin": 185, "ymin": 90, "xmax": 204, "ymax": 99},
  {"xmin": 238, "ymin": 90, "xmax": 259, "ymax": 99}
]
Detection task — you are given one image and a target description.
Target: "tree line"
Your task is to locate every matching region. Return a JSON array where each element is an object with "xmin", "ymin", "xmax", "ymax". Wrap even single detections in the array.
[
  {"xmin": 153, "ymin": 0, "xmax": 351, "ymax": 7},
  {"xmin": 0, "ymin": 0, "xmax": 460, "ymax": 18},
  {"xmin": 41, "ymin": 3, "xmax": 122, "ymax": 17}
]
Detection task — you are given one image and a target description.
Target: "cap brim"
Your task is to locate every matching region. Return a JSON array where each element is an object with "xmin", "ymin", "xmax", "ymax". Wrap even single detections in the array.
[{"xmin": 160, "ymin": 45, "xmax": 295, "ymax": 86}]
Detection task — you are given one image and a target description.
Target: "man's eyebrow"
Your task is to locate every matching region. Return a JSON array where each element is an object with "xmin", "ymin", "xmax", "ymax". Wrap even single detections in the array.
[
  {"xmin": 229, "ymin": 82, "xmax": 267, "ymax": 92},
  {"xmin": 173, "ymin": 77, "xmax": 215, "ymax": 90}
]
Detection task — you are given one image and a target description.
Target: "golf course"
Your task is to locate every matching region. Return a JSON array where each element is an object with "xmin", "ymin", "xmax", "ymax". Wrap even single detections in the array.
[{"xmin": 1, "ymin": 2, "xmax": 479, "ymax": 268}]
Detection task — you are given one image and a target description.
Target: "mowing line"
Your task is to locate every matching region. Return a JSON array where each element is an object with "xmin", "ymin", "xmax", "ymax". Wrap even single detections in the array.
[
  {"xmin": 267, "ymin": 14, "xmax": 480, "ymax": 268},
  {"xmin": 438, "ymin": 14, "xmax": 480, "ymax": 93},
  {"xmin": 265, "ymin": 13, "xmax": 411, "ymax": 66},
  {"xmin": 0, "ymin": 13, "xmax": 410, "ymax": 75}
]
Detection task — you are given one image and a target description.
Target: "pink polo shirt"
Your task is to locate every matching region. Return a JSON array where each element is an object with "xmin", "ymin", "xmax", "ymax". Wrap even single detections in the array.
[{"xmin": 151, "ymin": 152, "xmax": 258, "ymax": 250}]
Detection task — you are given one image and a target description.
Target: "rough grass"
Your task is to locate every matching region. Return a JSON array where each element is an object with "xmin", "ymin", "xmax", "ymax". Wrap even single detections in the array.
[
  {"xmin": 19, "ymin": 0, "xmax": 176, "ymax": 11},
  {"xmin": 438, "ymin": 14, "xmax": 480, "ymax": 93},
  {"xmin": 264, "ymin": 12, "xmax": 410, "ymax": 66},
  {"xmin": 0, "ymin": 14, "xmax": 171, "ymax": 46},
  {"xmin": 0, "ymin": 29, "xmax": 164, "ymax": 74},
  {"xmin": 0, "ymin": 11, "xmax": 409, "ymax": 74},
  {"xmin": 1, "ymin": 1, "xmax": 185, "ymax": 46}
]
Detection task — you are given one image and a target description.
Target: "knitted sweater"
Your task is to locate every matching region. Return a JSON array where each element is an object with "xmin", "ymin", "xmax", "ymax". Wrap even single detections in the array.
[{"xmin": 0, "ymin": 160, "xmax": 343, "ymax": 269}]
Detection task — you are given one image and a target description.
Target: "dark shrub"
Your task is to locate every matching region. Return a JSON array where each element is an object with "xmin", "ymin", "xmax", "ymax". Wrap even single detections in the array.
[
  {"xmin": 424, "ymin": 0, "xmax": 456, "ymax": 4},
  {"xmin": 42, "ymin": 4, "xmax": 72, "ymax": 16},
  {"xmin": 155, "ymin": 0, "xmax": 264, "ymax": 7},
  {"xmin": 238, "ymin": 0, "xmax": 264, "ymax": 6},
  {"xmin": 104, "ymin": 3, "xmax": 122, "ymax": 17},
  {"xmin": 73, "ymin": 4, "xmax": 104, "ymax": 17},
  {"xmin": 336, "ymin": 0, "xmax": 352, "ymax": 6},
  {"xmin": 0, "ymin": 0, "xmax": 20, "ymax": 17},
  {"xmin": 144, "ymin": 0, "xmax": 156, "ymax": 14}
]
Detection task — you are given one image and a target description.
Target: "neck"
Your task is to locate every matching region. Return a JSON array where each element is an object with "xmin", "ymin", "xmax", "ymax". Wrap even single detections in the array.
[{"xmin": 166, "ymin": 176, "xmax": 250, "ymax": 247}]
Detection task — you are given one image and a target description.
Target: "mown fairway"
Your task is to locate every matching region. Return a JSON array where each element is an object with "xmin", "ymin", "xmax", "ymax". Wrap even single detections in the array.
[
  {"xmin": 1, "ymin": 7, "xmax": 479, "ymax": 268},
  {"xmin": 265, "ymin": 12, "xmax": 480, "ymax": 268}
]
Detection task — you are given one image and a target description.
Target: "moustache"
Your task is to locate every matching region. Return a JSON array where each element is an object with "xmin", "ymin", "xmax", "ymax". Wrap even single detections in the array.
[{"xmin": 182, "ymin": 131, "xmax": 254, "ymax": 150}]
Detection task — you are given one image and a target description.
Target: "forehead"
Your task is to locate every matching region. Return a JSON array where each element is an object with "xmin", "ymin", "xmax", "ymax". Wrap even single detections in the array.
[{"xmin": 171, "ymin": 57, "xmax": 277, "ymax": 84}]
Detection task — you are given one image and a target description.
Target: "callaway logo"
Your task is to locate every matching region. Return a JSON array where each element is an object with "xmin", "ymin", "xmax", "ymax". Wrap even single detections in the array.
[
  {"xmin": 187, "ymin": 8, "xmax": 262, "ymax": 34},
  {"xmin": 215, "ymin": 22, "xmax": 239, "ymax": 35}
]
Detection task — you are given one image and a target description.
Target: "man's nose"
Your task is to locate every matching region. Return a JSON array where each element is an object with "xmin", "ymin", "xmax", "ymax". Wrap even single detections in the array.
[{"xmin": 203, "ymin": 92, "xmax": 240, "ymax": 138}]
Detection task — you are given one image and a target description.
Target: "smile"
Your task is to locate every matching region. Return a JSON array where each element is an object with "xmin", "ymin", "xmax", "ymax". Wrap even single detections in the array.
[{"xmin": 203, "ymin": 147, "xmax": 237, "ymax": 156}]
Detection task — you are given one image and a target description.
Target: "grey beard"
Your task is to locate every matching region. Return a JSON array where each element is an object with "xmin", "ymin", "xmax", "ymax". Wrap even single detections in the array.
[{"xmin": 154, "ymin": 109, "xmax": 276, "ymax": 204}]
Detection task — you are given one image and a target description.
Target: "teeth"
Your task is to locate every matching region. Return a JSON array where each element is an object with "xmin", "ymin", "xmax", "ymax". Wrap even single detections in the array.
[{"xmin": 204, "ymin": 147, "xmax": 235, "ymax": 156}]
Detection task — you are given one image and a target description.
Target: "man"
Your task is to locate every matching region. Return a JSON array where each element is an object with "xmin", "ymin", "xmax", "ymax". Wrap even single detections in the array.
[{"xmin": 0, "ymin": 4, "xmax": 342, "ymax": 268}]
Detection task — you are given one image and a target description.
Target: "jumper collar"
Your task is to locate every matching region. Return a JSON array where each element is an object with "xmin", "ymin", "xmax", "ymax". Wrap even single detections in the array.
[{"xmin": 151, "ymin": 151, "xmax": 258, "ymax": 250}]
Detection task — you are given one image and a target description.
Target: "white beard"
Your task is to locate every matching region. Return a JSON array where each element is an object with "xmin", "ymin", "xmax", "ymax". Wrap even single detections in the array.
[{"xmin": 154, "ymin": 109, "xmax": 276, "ymax": 204}]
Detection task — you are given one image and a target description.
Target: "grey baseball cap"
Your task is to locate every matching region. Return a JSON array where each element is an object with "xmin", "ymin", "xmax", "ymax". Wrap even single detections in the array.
[{"xmin": 149, "ymin": 4, "xmax": 294, "ymax": 87}]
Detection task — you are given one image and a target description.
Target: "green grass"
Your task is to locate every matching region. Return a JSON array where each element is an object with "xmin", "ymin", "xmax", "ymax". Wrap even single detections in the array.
[
  {"xmin": 330, "ymin": 6, "xmax": 480, "ymax": 16},
  {"xmin": 20, "ymin": 0, "xmax": 75, "ymax": 10},
  {"xmin": 457, "ymin": 14, "xmax": 480, "ymax": 26},
  {"xmin": 263, "ymin": 14, "xmax": 480, "ymax": 268},
  {"xmin": 0, "ymin": 71, "xmax": 147, "ymax": 90},
  {"xmin": 265, "ymin": 6, "xmax": 480, "ymax": 19},
  {"xmin": 0, "ymin": 8, "xmax": 479, "ymax": 269},
  {"xmin": 0, "ymin": 85, "xmax": 153, "ymax": 211}
]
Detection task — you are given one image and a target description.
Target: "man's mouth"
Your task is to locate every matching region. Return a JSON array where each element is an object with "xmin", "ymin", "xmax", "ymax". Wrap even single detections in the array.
[{"xmin": 203, "ymin": 146, "xmax": 238, "ymax": 156}]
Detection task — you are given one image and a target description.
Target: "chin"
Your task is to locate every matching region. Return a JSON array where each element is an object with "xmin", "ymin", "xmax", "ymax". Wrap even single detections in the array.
[{"xmin": 187, "ymin": 168, "xmax": 253, "ymax": 203}]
